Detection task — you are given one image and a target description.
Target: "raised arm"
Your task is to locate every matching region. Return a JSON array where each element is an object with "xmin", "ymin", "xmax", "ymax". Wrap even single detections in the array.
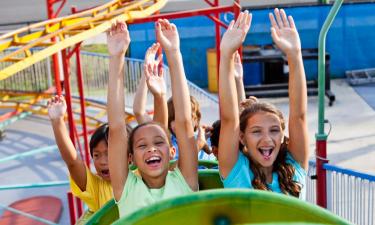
[
  {"xmin": 218, "ymin": 11, "xmax": 252, "ymax": 178},
  {"xmin": 234, "ymin": 51, "xmax": 246, "ymax": 106},
  {"xmin": 156, "ymin": 19, "xmax": 198, "ymax": 191},
  {"xmin": 144, "ymin": 43, "xmax": 168, "ymax": 129},
  {"xmin": 133, "ymin": 43, "xmax": 165, "ymax": 124},
  {"xmin": 106, "ymin": 21, "xmax": 131, "ymax": 201},
  {"xmin": 269, "ymin": 9, "xmax": 309, "ymax": 169},
  {"xmin": 133, "ymin": 74, "xmax": 152, "ymax": 124},
  {"xmin": 48, "ymin": 95, "xmax": 87, "ymax": 190},
  {"xmin": 196, "ymin": 125, "xmax": 212, "ymax": 155}
]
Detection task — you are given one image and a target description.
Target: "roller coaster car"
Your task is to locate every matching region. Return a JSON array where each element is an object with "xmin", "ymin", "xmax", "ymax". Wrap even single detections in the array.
[
  {"xmin": 88, "ymin": 190, "xmax": 350, "ymax": 225},
  {"xmin": 115, "ymin": 190, "xmax": 351, "ymax": 225},
  {"xmin": 85, "ymin": 199, "xmax": 119, "ymax": 225},
  {"xmin": 85, "ymin": 169, "xmax": 223, "ymax": 225}
]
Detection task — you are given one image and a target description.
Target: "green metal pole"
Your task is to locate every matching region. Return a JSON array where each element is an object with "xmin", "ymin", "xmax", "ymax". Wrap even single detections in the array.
[
  {"xmin": 317, "ymin": 0, "xmax": 343, "ymax": 140},
  {"xmin": 316, "ymin": 0, "xmax": 343, "ymax": 208},
  {"xmin": 0, "ymin": 145, "xmax": 58, "ymax": 164},
  {"xmin": 0, "ymin": 181, "xmax": 69, "ymax": 190},
  {"xmin": 0, "ymin": 111, "xmax": 32, "ymax": 130}
]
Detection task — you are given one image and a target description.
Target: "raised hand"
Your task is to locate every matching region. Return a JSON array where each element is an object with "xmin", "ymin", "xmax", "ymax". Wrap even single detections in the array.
[
  {"xmin": 144, "ymin": 43, "xmax": 163, "ymax": 65},
  {"xmin": 269, "ymin": 8, "xmax": 301, "ymax": 56},
  {"xmin": 106, "ymin": 21, "xmax": 131, "ymax": 57},
  {"xmin": 155, "ymin": 19, "xmax": 180, "ymax": 52},
  {"xmin": 233, "ymin": 51, "xmax": 243, "ymax": 80},
  {"xmin": 220, "ymin": 11, "xmax": 252, "ymax": 55},
  {"xmin": 47, "ymin": 95, "xmax": 66, "ymax": 121},
  {"xmin": 197, "ymin": 125, "xmax": 211, "ymax": 154},
  {"xmin": 144, "ymin": 63, "xmax": 166, "ymax": 97}
]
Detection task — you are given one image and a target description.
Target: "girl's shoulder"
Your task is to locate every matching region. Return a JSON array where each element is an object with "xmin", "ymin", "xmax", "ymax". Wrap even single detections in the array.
[{"xmin": 285, "ymin": 151, "xmax": 307, "ymax": 180}]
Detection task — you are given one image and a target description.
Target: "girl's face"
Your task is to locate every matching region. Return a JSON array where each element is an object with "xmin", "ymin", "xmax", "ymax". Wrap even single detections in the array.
[
  {"xmin": 132, "ymin": 124, "xmax": 171, "ymax": 179},
  {"xmin": 240, "ymin": 112, "xmax": 284, "ymax": 168},
  {"xmin": 92, "ymin": 140, "xmax": 110, "ymax": 181}
]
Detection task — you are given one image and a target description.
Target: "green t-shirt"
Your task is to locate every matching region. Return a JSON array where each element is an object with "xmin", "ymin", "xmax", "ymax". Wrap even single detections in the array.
[{"xmin": 117, "ymin": 168, "xmax": 193, "ymax": 218}]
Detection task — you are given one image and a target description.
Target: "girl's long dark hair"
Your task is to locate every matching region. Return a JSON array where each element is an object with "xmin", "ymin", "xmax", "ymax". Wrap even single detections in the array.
[{"xmin": 240, "ymin": 101, "xmax": 301, "ymax": 197}]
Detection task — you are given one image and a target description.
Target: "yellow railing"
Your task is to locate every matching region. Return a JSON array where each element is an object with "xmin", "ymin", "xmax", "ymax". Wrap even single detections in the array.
[{"xmin": 0, "ymin": 91, "xmax": 135, "ymax": 127}]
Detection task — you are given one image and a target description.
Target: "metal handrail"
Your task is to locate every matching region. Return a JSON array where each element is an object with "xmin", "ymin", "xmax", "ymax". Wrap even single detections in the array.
[
  {"xmin": 324, "ymin": 164, "xmax": 375, "ymax": 182},
  {"xmin": 317, "ymin": 0, "xmax": 343, "ymax": 139}
]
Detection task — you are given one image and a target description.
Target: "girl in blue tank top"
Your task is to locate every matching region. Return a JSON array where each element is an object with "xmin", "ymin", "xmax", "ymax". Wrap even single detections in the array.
[{"xmin": 218, "ymin": 9, "xmax": 309, "ymax": 199}]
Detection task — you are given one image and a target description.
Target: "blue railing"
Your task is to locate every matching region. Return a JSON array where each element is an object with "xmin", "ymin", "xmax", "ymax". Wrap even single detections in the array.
[
  {"xmin": 324, "ymin": 164, "xmax": 375, "ymax": 182},
  {"xmin": 307, "ymin": 160, "xmax": 375, "ymax": 225}
]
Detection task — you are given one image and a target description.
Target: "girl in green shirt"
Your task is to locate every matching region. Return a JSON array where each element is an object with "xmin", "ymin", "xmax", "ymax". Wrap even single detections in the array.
[{"xmin": 106, "ymin": 20, "xmax": 198, "ymax": 218}]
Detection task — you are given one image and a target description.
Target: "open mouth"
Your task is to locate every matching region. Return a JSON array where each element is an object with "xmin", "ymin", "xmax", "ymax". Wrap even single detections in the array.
[
  {"xmin": 145, "ymin": 156, "xmax": 162, "ymax": 166},
  {"xmin": 101, "ymin": 169, "xmax": 110, "ymax": 177},
  {"xmin": 258, "ymin": 147, "xmax": 273, "ymax": 160}
]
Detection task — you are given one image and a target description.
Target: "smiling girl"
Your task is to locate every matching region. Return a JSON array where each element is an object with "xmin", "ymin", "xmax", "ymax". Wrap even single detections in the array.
[
  {"xmin": 218, "ymin": 9, "xmax": 309, "ymax": 199},
  {"xmin": 106, "ymin": 19, "xmax": 198, "ymax": 218}
]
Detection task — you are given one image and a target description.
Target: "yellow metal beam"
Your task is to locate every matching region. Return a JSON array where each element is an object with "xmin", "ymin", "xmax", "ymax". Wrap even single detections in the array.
[
  {"xmin": 0, "ymin": 0, "xmax": 167, "ymax": 81},
  {"xmin": 0, "ymin": 91, "xmax": 117, "ymax": 128}
]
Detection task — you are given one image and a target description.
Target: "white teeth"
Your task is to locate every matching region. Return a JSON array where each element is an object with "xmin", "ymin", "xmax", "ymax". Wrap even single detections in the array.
[{"xmin": 146, "ymin": 156, "xmax": 161, "ymax": 163}]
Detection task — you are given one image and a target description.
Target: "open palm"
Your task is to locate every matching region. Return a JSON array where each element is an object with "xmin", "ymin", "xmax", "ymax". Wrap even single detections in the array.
[
  {"xmin": 147, "ymin": 72, "xmax": 166, "ymax": 96},
  {"xmin": 143, "ymin": 43, "xmax": 165, "ymax": 96},
  {"xmin": 47, "ymin": 95, "xmax": 66, "ymax": 120},
  {"xmin": 106, "ymin": 21, "xmax": 130, "ymax": 56},
  {"xmin": 156, "ymin": 19, "xmax": 180, "ymax": 52},
  {"xmin": 220, "ymin": 11, "xmax": 252, "ymax": 55},
  {"xmin": 269, "ymin": 9, "xmax": 301, "ymax": 56},
  {"xmin": 145, "ymin": 64, "xmax": 166, "ymax": 96}
]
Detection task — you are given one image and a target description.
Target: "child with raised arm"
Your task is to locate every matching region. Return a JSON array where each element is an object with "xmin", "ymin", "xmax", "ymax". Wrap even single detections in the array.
[
  {"xmin": 133, "ymin": 43, "xmax": 167, "ymax": 129},
  {"xmin": 167, "ymin": 96, "xmax": 214, "ymax": 161},
  {"xmin": 47, "ymin": 96, "xmax": 112, "ymax": 223},
  {"xmin": 218, "ymin": 9, "xmax": 309, "ymax": 199},
  {"xmin": 106, "ymin": 20, "xmax": 198, "ymax": 218}
]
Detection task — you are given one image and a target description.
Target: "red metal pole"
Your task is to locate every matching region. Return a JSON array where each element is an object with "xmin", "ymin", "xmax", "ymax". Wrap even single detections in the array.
[
  {"xmin": 67, "ymin": 192, "xmax": 77, "ymax": 225},
  {"xmin": 0, "ymin": 111, "xmax": 19, "ymax": 122},
  {"xmin": 234, "ymin": 0, "xmax": 242, "ymax": 59},
  {"xmin": 130, "ymin": 5, "xmax": 235, "ymax": 24},
  {"xmin": 214, "ymin": 0, "xmax": 220, "ymax": 90},
  {"xmin": 205, "ymin": 15, "xmax": 228, "ymax": 28},
  {"xmin": 204, "ymin": 0, "xmax": 215, "ymax": 7},
  {"xmin": 75, "ymin": 197, "xmax": 83, "ymax": 218},
  {"xmin": 74, "ymin": 42, "xmax": 91, "ymax": 168},
  {"xmin": 234, "ymin": 0, "xmax": 241, "ymax": 16},
  {"xmin": 152, "ymin": 1, "xmax": 163, "ymax": 69},
  {"xmin": 46, "ymin": 0, "xmax": 64, "ymax": 95},
  {"xmin": 71, "ymin": 6, "xmax": 90, "ymax": 168},
  {"xmin": 61, "ymin": 49, "xmax": 76, "ymax": 145},
  {"xmin": 316, "ymin": 139, "xmax": 328, "ymax": 208}
]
